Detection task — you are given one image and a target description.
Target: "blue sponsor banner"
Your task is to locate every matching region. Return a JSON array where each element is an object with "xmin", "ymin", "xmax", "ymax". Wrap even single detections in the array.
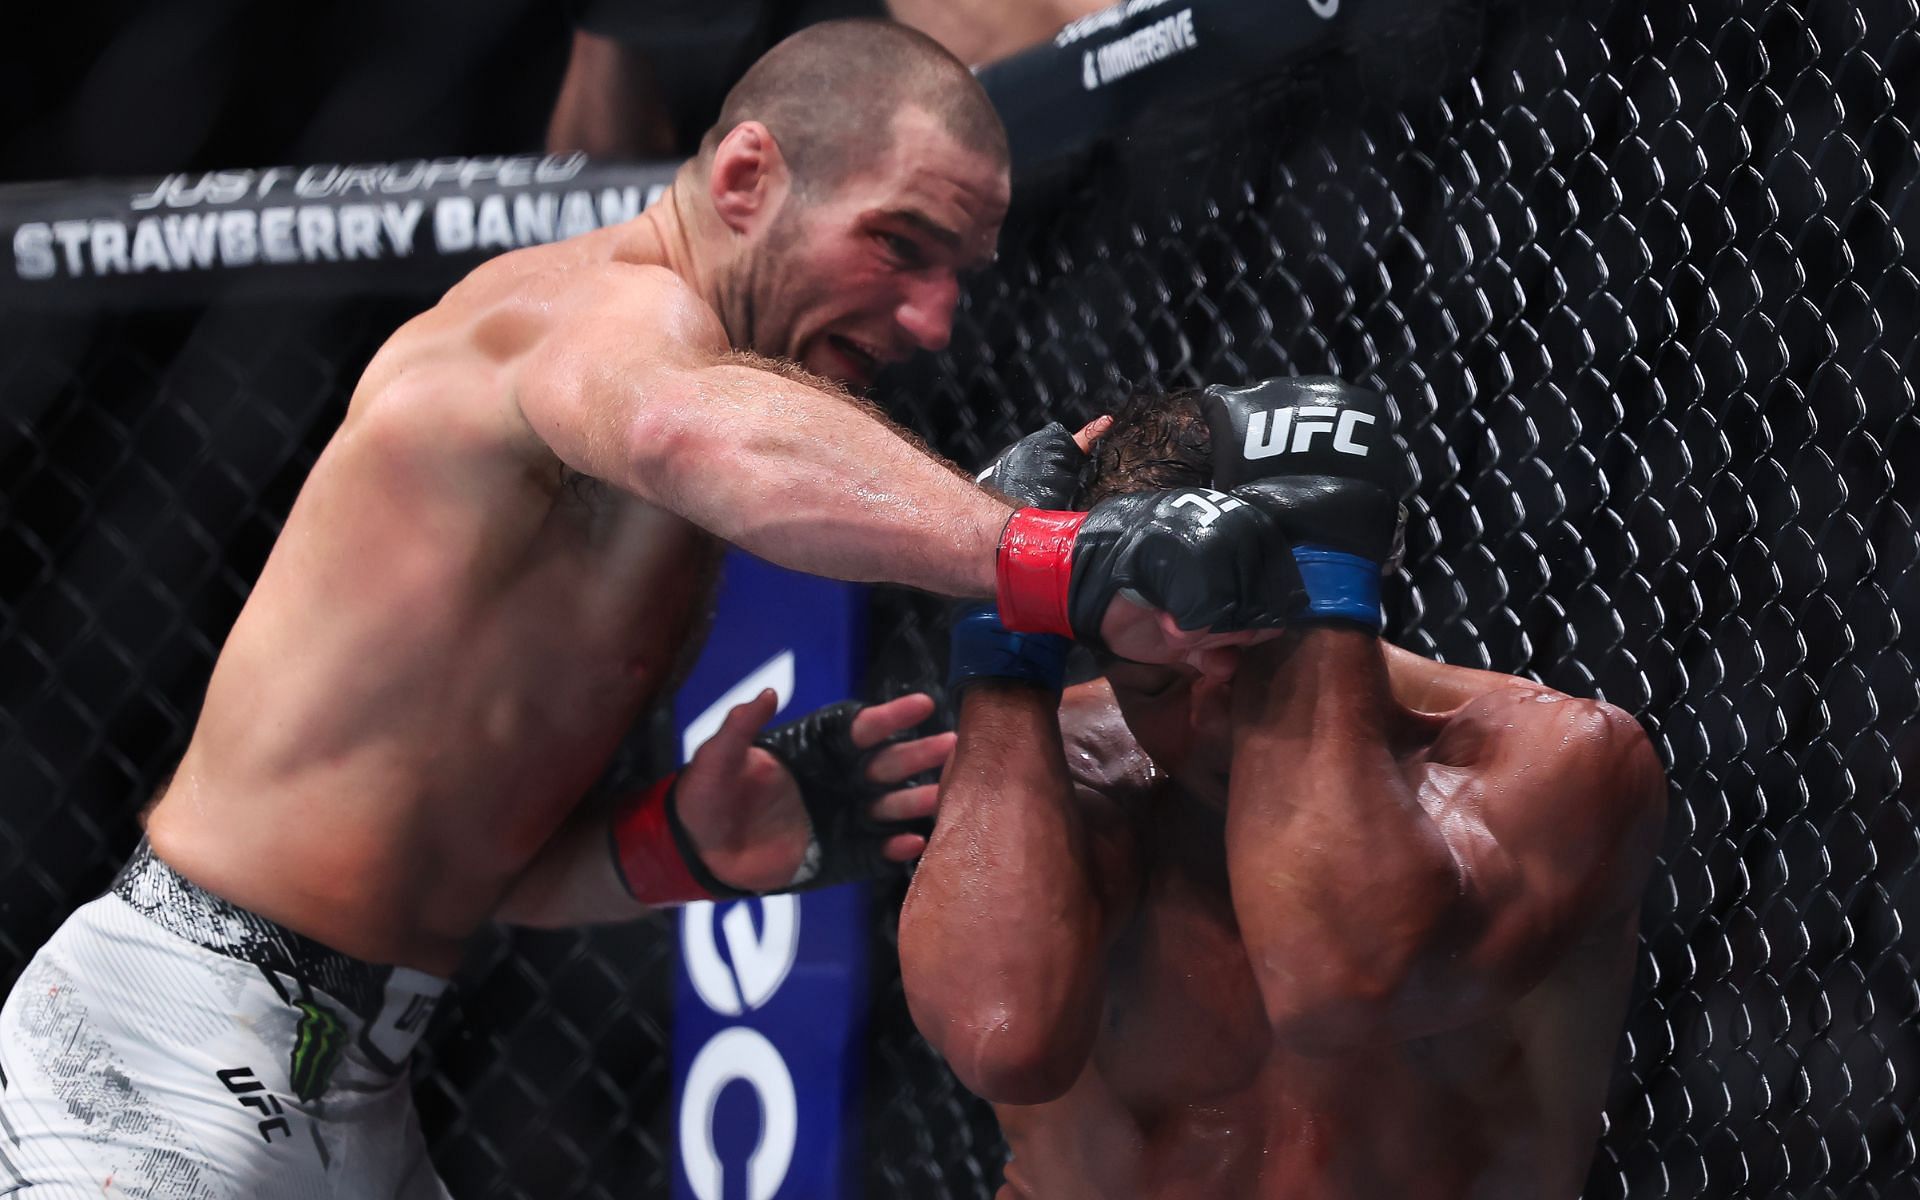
[{"xmin": 672, "ymin": 550, "xmax": 868, "ymax": 1200}]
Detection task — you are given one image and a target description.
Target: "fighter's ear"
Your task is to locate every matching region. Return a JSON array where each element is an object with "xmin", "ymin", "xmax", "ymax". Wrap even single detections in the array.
[{"xmin": 708, "ymin": 121, "xmax": 791, "ymax": 234}]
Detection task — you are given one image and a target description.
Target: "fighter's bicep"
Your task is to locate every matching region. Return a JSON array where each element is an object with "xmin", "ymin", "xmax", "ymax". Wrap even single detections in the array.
[
  {"xmin": 512, "ymin": 265, "xmax": 729, "ymax": 486},
  {"xmin": 1450, "ymin": 696, "xmax": 1666, "ymax": 971}
]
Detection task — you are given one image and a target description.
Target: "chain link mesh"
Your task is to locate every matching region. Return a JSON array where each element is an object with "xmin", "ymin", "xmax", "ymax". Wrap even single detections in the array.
[
  {"xmin": 3, "ymin": 0, "xmax": 1917, "ymax": 1196},
  {"xmin": 866, "ymin": 1, "xmax": 1920, "ymax": 1194}
]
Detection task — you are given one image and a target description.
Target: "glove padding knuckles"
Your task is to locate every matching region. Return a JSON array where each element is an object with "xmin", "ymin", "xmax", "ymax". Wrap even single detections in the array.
[
  {"xmin": 668, "ymin": 700, "xmax": 930, "ymax": 897},
  {"xmin": 1064, "ymin": 487, "xmax": 1306, "ymax": 647},
  {"xmin": 975, "ymin": 421, "xmax": 1089, "ymax": 510}
]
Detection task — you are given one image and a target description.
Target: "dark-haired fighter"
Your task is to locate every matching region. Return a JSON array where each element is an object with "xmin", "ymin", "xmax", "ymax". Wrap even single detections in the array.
[
  {"xmin": 902, "ymin": 378, "xmax": 1668, "ymax": 1199},
  {"xmin": 0, "ymin": 23, "xmax": 1297, "ymax": 1199}
]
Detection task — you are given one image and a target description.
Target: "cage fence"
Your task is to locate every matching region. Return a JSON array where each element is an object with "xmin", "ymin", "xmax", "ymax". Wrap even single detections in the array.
[{"xmin": 1, "ymin": 0, "xmax": 1917, "ymax": 1197}]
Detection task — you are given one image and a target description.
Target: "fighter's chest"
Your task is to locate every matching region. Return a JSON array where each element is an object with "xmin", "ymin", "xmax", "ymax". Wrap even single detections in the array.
[{"xmin": 1096, "ymin": 817, "xmax": 1272, "ymax": 1109}]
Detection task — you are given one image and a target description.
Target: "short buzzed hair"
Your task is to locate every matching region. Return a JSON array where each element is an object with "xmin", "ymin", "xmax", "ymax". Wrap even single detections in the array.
[{"xmin": 700, "ymin": 19, "xmax": 1009, "ymax": 193}]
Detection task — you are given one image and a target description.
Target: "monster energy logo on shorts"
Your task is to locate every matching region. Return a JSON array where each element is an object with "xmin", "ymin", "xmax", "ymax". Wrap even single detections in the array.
[{"xmin": 290, "ymin": 1000, "xmax": 345, "ymax": 1101}]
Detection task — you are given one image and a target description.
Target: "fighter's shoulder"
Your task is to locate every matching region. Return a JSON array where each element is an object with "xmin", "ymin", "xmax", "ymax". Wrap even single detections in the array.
[
  {"xmin": 1451, "ymin": 680, "xmax": 1641, "ymax": 746},
  {"xmin": 1445, "ymin": 681, "xmax": 1665, "ymax": 806},
  {"xmin": 553, "ymin": 260, "xmax": 728, "ymax": 354},
  {"xmin": 1058, "ymin": 678, "xmax": 1156, "ymax": 802},
  {"xmin": 452, "ymin": 253, "xmax": 727, "ymax": 358}
]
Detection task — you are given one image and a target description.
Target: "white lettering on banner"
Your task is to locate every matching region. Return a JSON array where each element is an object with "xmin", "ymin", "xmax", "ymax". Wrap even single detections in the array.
[
  {"xmin": 339, "ymin": 207, "xmax": 380, "ymax": 259},
  {"xmin": 218, "ymin": 210, "xmax": 257, "ymax": 266},
  {"xmin": 89, "ymin": 221, "xmax": 127, "ymax": 274},
  {"xmin": 1243, "ymin": 407, "xmax": 1376, "ymax": 459},
  {"xmin": 164, "ymin": 214, "xmax": 220, "ymax": 268},
  {"xmin": 435, "ymin": 197, "xmax": 474, "ymax": 253},
  {"xmin": 260, "ymin": 207, "xmax": 299, "ymax": 264},
  {"xmin": 297, "ymin": 206, "xmax": 338, "ymax": 261},
  {"xmin": 680, "ymin": 1028, "xmax": 798, "ymax": 1200},
  {"xmin": 129, "ymin": 170, "xmax": 255, "ymax": 211},
  {"xmin": 431, "ymin": 188, "xmax": 642, "ymax": 254},
  {"xmin": 681, "ymin": 651, "xmax": 797, "ymax": 760},
  {"xmin": 596, "ymin": 185, "xmax": 644, "ymax": 225},
  {"xmin": 512, "ymin": 193, "xmax": 556, "ymax": 246},
  {"xmin": 5, "ymin": 187, "xmax": 653, "ymax": 279},
  {"xmin": 1055, "ymin": 0, "xmax": 1178, "ymax": 47},
  {"xmin": 126, "ymin": 154, "xmax": 590, "ymax": 210},
  {"xmin": 475, "ymin": 195, "xmax": 516, "ymax": 251},
  {"xmin": 683, "ymin": 898, "xmax": 800, "ymax": 1017},
  {"xmin": 379, "ymin": 201, "xmax": 425, "ymax": 254},
  {"xmin": 1083, "ymin": 9, "xmax": 1198, "ymax": 90},
  {"xmin": 558, "ymin": 192, "xmax": 599, "ymax": 241},
  {"xmin": 11, "ymin": 226, "xmax": 54, "ymax": 280},
  {"xmin": 129, "ymin": 219, "xmax": 168, "ymax": 272},
  {"xmin": 52, "ymin": 221, "xmax": 87, "ymax": 275}
]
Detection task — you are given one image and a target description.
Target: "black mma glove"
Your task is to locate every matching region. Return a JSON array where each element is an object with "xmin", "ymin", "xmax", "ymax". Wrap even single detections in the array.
[
  {"xmin": 1002, "ymin": 486, "xmax": 1306, "ymax": 649},
  {"xmin": 1201, "ymin": 376, "xmax": 1411, "ymax": 628},
  {"xmin": 668, "ymin": 700, "xmax": 928, "ymax": 896},
  {"xmin": 957, "ymin": 423, "xmax": 1092, "ymax": 694},
  {"xmin": 974, "ymin": 420, "xmax": 1090, "ymax": 509}
]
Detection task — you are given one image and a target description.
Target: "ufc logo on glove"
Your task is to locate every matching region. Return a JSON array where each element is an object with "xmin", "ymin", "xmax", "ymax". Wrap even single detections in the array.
[{"xmin": 1242, "ymin": 405, "xmax": 1376, "ymax": 460}]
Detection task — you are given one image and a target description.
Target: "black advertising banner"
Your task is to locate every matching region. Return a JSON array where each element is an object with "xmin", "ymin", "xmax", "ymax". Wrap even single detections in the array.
[
  {"xmin": 978, "ymin": 0, "xmax": 1476, "ymax": 169},
  {"xmin": 0, "ymin": 154, "xmax": 680, "ymax": 308}
]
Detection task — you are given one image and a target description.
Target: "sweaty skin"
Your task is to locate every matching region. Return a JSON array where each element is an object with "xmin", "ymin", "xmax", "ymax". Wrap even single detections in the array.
[
  {"xmin": 900, "ymin": 637, "xmax": 1667, "ymax": 1199},
  {"xmin": 146, "ymin": 104, "xmax": 1013, "ymax": 975}
]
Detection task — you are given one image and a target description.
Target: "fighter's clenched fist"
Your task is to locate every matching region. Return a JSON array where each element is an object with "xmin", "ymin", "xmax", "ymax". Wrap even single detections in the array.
[
  {"xmin": 1200, "ymin": 375, "xmax": 1410, "ymax": 629},
  {"xmin": 997, "ymin": 487, "xmax": 1304, "ymax": 644}
]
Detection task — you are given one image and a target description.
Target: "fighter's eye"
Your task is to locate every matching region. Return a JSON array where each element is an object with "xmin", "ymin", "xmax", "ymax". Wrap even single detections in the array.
[{"xmin": 878, "ymin": 232, "xmax": 923, "ymax": 267}]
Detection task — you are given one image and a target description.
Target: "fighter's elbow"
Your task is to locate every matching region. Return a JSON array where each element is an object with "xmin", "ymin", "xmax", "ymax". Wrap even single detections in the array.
[
  {"xmin": 945, "ymin": 1013, "xmax": 1089, "ymax": 1105},
  {"xmin": 622, "ymin": 397, "xmax": 709, "ymax": 498},
  {"xmin": 901, "ymin": 945, "xmax": 1089, "ymax": 1102}
]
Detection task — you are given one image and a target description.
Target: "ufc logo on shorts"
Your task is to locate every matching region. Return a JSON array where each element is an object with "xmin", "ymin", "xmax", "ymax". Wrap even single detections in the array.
[
  {"xmin": 1243, "ymin": 406, "xmax": 1375, "ymax": 460},
  {"xmin": 217, "ymin": 1066, "xmax": 292, "ymax": 1143},
  {"xmin": 1171, "ymin": 489, "xmax": 1247, "ymax": 527}
]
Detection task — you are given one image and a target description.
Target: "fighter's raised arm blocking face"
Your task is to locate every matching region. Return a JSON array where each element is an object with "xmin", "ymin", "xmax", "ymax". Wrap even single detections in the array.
[
  {"xmin": 902, "ymin": 379, "xmax": 1666, "ymax": 1198},
  {"xmin": 678, "ymin": 19, "xmax": 1011, "ymax": 387}
]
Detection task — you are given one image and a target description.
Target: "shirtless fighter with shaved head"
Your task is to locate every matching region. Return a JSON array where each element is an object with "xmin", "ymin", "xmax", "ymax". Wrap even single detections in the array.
[
  {"xmin": 0, "ymin": 22, "xmax": 1311, "ymax": 1199},
  {"xmin": 902, "ymin": 378, "xmax": 1669, "ymax": 1198}
]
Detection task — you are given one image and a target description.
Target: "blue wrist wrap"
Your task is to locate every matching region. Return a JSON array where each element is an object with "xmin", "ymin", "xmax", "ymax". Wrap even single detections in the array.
[
  {"xmin": 1291, "ymin": 545, "xmax": 1384, "ymax": 629},
  {"xmin": 949, "ymin": 605, "xmax": 1071, "ymax": 695}
]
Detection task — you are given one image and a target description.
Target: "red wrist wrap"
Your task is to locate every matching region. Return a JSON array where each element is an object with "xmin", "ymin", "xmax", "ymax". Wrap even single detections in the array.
[
  {"xmin": 995, "ymin": 508, "xmax": 1087, "ymax": 636},
  {"xmin": 609, "ymin": 774, "xmax": 716, "ymax": 906}
]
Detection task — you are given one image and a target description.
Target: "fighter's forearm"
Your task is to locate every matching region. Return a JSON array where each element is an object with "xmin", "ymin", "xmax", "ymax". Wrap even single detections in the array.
[
  {"xmin": 493, "ymin": 791, "xmax": 651, "ymax": 928},
  {"xmin": 899, "ymin": 685, "xmax": 1109, "ymax": 1104},
  {"xmin": 1225, "ymin": 631, "xmax": 1462, "ymax": 1042},
  {"xmin": 629, "ymin": 361, "xmax": 1008, "ymax": 598}
]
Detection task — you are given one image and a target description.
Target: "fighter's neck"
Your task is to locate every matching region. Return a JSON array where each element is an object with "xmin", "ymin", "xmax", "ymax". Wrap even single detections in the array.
[{"xmin": 610, "ymin": 182, "xmax": 744, "ymax": 348}]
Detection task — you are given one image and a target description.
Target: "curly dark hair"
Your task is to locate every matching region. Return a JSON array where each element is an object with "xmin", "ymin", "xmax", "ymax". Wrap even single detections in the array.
[{"xmin": 1078, "ymin": 387, "xmax": 1214, "ymax": 508}]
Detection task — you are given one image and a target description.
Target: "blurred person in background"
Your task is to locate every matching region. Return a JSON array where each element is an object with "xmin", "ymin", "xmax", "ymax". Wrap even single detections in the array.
[{"xmin": 550, "ymin": 0, "xmax": 1112, "ymax": 159}]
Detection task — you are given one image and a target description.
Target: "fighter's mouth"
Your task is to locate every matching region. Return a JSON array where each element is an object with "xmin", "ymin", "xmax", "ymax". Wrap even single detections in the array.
[{"xmin": 828, "ymin": 335, "xmax": 883, "ymax": 379}]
